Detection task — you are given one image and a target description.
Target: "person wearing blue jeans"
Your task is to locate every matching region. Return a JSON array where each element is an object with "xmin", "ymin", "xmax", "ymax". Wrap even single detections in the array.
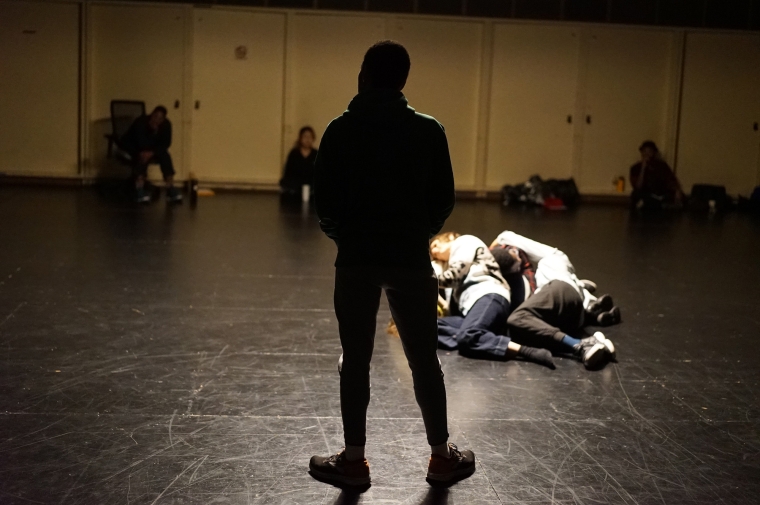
[{"xmin": 430, "ymin": 233, "xmax": 554, "ymax": 368}]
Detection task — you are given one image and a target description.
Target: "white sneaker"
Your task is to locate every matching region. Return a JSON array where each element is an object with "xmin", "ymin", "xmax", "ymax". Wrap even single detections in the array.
[{"xmin": 593, "ymin": 331, "xmax": 616, "ymax": 360}]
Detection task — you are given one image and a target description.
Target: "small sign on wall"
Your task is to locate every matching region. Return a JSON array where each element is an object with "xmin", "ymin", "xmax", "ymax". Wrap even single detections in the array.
[{"xmin": 234, "ymin": 45, "xmax": 247, "ymax": 60}]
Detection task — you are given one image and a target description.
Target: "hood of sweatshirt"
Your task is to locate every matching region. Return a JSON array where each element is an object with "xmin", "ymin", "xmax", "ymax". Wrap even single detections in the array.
[{"xmin": 344, "ymin": 89, "xmax": 416, "ymax": 126}]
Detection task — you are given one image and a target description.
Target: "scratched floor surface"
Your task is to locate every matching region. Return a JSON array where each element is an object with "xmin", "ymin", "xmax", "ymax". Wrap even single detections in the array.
[{"xmin": 0, "ymin": 186, "xmax": 758, "ymax": 504}]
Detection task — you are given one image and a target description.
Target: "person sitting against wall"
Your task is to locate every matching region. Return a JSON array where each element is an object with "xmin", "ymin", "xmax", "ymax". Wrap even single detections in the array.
[
  {"xmin": 119, "ymin": 105, "xmax": 181, "ymax": 204},
  {"xmin": 629, "ymin": 140, "xmax": 683, "ymax": 210},
  {"xmin": 280, "ymin": 126, "xmax": 318, "ymax": 200},
  {"xmin": 430, "ymin": 232, "xmax": 556, "ymax": 369}
]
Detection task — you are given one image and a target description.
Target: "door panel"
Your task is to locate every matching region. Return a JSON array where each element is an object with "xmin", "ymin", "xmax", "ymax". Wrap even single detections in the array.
[
  {"xmin": 0, "ymin": 1, "xmax": 79, "ymax": 176},
  {"xmin": 677, "ymin": 33, "xmax": 760, "ymax": 195},
  {"xmin": 192, "ymin": 9, "xmax": 286, "ymax": 183},
  {"xmin": 390, "ymin": 18, "xmax": 483, "ymax": 189},
  {"xmin": 579, "ymin": 28, "xmax": 674, "ymax": 194},
  {"xmin": 486, "ymin": 24, "xmax": 580, "ymax": 188},
  {"xmin": 90, "ymin": 4, "xmax": 186, "ymax": 178},
  {"xmin": 289, "ymin": 14, "xmax": 385, "ymax": 158}
]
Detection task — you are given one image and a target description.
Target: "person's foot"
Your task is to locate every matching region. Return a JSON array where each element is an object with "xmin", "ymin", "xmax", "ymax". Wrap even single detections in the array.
[
  {"xmin": 591, "ymin": 331, "xmax": 616, "ymax": 360},
  {"xmin": 573, "ymin": 338, "xmax": 608, "ymax": 369},
  {"xmin": 166, "ymin": 187, "xmax": 183, "ymax": 203},
  {"xmin": 427, "ymin": 443, "xmax": 476, "ymax": 483},
  {"xmin": 597, "ymin": 306, "xmax": 622, "ymax": 327},
  {"xmin": 135, "ymin": 187, "xmax": 150, "ymax": 203},
  {"xmin": 588, "ymin": 294, "xmax": 614, "ymax": 314},
  {"xmin": 516, "ymin": 346, "xmax": 556, "ymax": 369},
  {"xmin": 579, "ymin": 279, "xmax": 597, "ymax": 294},
  {"xmin": 309, "ymin": 449, "xmax": 370, "ymax": 486}
]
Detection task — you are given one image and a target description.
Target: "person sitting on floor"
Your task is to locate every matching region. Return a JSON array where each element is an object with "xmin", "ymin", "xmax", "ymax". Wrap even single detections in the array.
[
  {"xmin": 429, "ymin": 232, "xmax": 555, "ymax": 369},
  {"xmin": 490, "ymin": 230, "xmax": 621, "ymax": 326},
  {"xmin": 629, "ymin": 140, "xmax": 683, "ymax": 210},
  {"xmin": 489, "ymin": 245, "xmax": 617, "ymax": 369},
  {"xmin": 119, "ymin": 105, "xmax": 181, "ymax": 204},
  {"xmin": 280, "ymin": 126, "xmax": 318, "ymax": 199}
]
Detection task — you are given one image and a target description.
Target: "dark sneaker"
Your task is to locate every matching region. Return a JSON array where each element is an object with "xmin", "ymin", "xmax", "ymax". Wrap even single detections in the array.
[
  {"xmin": 573, "ymin": 339, "xmax": 608, "ymax": 369},
  {"xmin": 135, "ymin": 188, "xmax": 150, "ymax": 203},
  {"xmin": 597, "ymin": 306, "xmax": 621, "ymax": 327},
  {"xmin": 166, "ymin": 187, "xmax": 183, "ymax": 203},
  {"xmin": 427, "ymin": 443, "xmax": 476, "ymax": 483},
  {"xmin": 588, "ymin": 294, "xmax": 614, "ymax": 314},
  {"xmin": 309, "ymin": 449, "xmax": 370, "ymax": 486}
]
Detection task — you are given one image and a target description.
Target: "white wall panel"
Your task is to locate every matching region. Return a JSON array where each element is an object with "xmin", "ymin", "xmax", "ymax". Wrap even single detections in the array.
[
  {"xmin": 192, "ymin": 9, "xmax": 285, "ymax": 183},
  {"xmin": 390, "ymin": 18, "xmax": 483, "ymax": 189},
  {"xmin": 289, "ymin": 14, "xmax": 385, "ymax": 159},
  {"xmin": 485, "ymin": 24, "xmax": 580, "ymax": 188},
  {"xmin": 677, "ymin": 33, "xmax": 760, "ymax": 195},
  {"xmin": 0, "ymin": 1, "xmax": 79, "ymax": 176},
  {"xmin": 578, "ymin": 27, "xmax": 674, "ymax": 194},
  {"xmin": 89, "ymin": 3, "xmax": 187, "ymax": 178}
]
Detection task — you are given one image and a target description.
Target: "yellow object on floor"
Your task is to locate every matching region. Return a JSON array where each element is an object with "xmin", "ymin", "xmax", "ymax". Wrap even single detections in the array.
[{"xmin": 197, "ymin": 189, "xmax": 215, "ymax": 197}]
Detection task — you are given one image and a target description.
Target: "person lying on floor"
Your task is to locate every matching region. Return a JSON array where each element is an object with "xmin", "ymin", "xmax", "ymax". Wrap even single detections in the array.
[
  {"xmin": 489, "ymin": 244, "xmax": 617, "ymax": 369},
  {"xmin": 490, "ymin": 230, "xmax": 621, "ymax": 326},
  {"xmin": 429, "ymin": 232, "xmax": 555, "ymax": 369}
]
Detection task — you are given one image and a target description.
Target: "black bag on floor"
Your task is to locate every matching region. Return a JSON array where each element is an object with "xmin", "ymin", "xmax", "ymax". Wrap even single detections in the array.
[
  {"xmin": 688, "ymin": 184, "xmax": 730, "ymax": 211},
  {"xmin": 543, "ymin": 178, "xmax": 580, "ymax": 207}
]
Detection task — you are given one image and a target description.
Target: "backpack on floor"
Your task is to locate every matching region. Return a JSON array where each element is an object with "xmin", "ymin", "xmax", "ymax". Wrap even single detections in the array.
[{"xmin": 688, "ymin": 184, "xmax": 730, "ymax": 211}]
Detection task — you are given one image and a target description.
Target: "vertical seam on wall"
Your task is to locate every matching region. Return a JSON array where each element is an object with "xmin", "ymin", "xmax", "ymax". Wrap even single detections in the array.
[
  {"xmin": 672, "ymin": 31, "xmax": 688, "ymax": 175},
  {"xmin": 77, "ymin": 1, "xmax": 84, "ymax": 177},
  {"xmin": 474, "ymin": 21, "xmax": 494, "ymax": 191},
  {"xmin": 280, "ymin": 11, "xmax": 292, "ymax": 171}
]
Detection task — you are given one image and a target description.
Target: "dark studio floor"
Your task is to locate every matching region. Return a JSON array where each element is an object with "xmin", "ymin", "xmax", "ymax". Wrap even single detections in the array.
[{"xmin": 0, "ymin": 186, "xmax": 758, "ymax": 504}]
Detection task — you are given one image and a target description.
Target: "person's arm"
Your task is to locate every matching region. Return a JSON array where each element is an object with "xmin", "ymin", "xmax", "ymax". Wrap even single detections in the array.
[
  {"xmin": 630, "ymin": 163, "xmax": 644, "ymax": 190},
  {"xmin": 314, "ymin": 123, "xmax": 341, "ymax": 241},
  {"xmin": 428, "ymin": 123, "xmax": 456, "ymax": 238},
  {"xmin": 155, "ymin": 121, "xmax": 172, "ymax": 154},
  {"xmin": 492, "ymin": 231, "xmax": 556, "ymax": 264}
]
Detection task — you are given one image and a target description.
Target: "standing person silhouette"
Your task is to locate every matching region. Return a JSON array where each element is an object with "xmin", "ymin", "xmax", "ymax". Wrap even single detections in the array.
[{"xmin": 310, "ymin": 41, "xmax": 475, "ymax": 486}]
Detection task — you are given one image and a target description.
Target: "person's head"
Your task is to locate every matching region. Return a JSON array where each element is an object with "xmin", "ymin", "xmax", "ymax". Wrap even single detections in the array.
[
  {"xmin": 639, "ymin": 140, "xmax": 659, "ymax": 162},
  {"xmin": 490, "ymin": 246, "xmax": 522, "ymax": 276},
  {"xmin": 149, "ymin": 106, "xmax": 168, "ymax": 130},
  {"xmin": 297, "ymin": 126, "xmax": 316, "ymax": 150},
  {"xmin": 430, "ymin": 232, "xmax": 461, "ymax": 262},
  {"xmin": 359, "ymin": 40, "xmax": 411, "ymax": 92}
]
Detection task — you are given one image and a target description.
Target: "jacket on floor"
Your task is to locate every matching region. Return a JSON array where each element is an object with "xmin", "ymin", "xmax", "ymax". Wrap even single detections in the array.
[{"xmin": 314, "ymin": 89, "xmax": 455, "ymax": 269}]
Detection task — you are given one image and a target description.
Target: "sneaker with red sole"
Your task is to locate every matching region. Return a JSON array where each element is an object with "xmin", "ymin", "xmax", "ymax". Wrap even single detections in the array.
[
  {"xmin": 309, "ymin": 449, "xmax": 370, "ymax": 486},
  {"xmin": 426, "ymin": 443, "xmax": 476, "ymax": 483}
]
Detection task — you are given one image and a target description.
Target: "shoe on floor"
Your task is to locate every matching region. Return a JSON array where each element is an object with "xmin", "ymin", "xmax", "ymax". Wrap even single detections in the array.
[
  {"xmin": 588, "ymin": 294, "xmax": 614, "ymax": 314},
  {"xmin": 135, "ymin": 188, "xmax": 150, "ymax": 203},
  {"xmin": 591, "ymin": 331, "xmax": 616, "ymax": 360},
  {"xmin": 166, "ymin": 187, "xmax": 183, "ymax": 203},
  {"xmin": 597, "ymin": 306, "xmax": 622, "ymax": 327},
  {"xmin": 309, "ymin": 449, "xmax": 370, "ymax": 486},
  {"xmin": 579, "ymin": 279, "xmax": 597, "ymax": 294},
  {"xmin": 573, "ymin": 339, "xmax": 608, "ymax": 369},
  {"xmin": 427, "ymin": 443, "xmax": 476, "ymax": 483}
]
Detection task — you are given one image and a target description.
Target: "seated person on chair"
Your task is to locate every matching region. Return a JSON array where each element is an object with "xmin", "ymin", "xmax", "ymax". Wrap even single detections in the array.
[
  {"xmin": 429, "ymin": 232, "xmax": 555, "ymax": 369},
  {"xmin": 629, "ymin": 140, "xmax": 683, "ymax": 210},
  {"xmin": 489, "ymin": 245, "xmax": 617, "ymax": 370},
  {"xmin": 119, "ymin": 105, "xmax": 181, "ymax": 203},
  {"xmin": 280, "ymin": 126, "xmax": 318, "ymax": 199}
]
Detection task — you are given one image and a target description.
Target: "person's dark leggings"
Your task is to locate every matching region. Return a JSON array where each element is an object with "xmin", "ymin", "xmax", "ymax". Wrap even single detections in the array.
[
  {"xmin": 437, "ymin": 293, "xmax": 511, "ymax": 359},
  {"xmin": 334, "ymin": 267, "xmax": 448, "ymax": 448},
  {"xmin": 507, "ymin": 280, "xmax": 589, "ymax": 352},
  {"xmin": 132, "ymin": 151, "xmax": 175, "ymax": 181}
]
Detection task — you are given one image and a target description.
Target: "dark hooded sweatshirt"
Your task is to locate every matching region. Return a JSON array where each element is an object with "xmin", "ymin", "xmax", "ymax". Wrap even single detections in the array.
[{"xmin": 314, "ymin": 89, "xmax": 455, "ymax": 269}]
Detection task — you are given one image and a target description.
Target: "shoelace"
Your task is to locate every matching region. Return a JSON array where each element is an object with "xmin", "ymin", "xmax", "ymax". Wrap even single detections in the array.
[{"xmin": 448, "ymin": 443, "xmax": 462, "ymax": 460}]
